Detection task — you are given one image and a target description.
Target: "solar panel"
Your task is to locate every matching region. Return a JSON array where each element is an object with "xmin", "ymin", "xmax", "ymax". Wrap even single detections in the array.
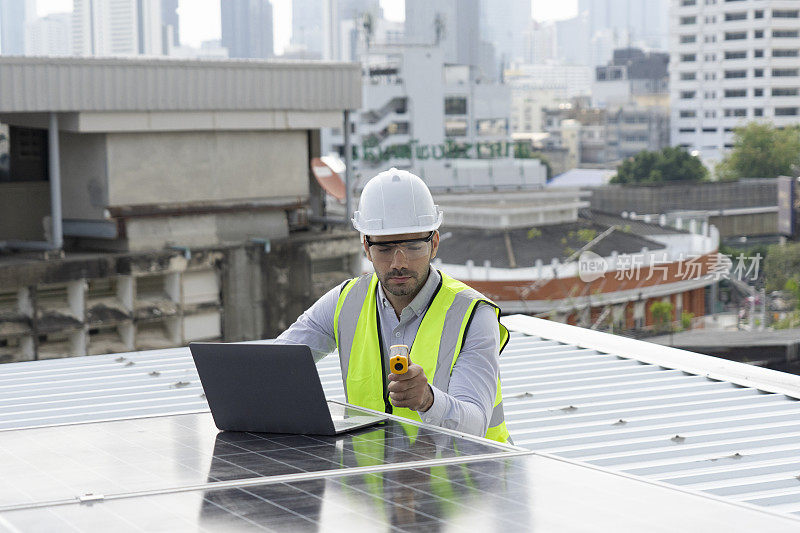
[
  {"xmin": 0, "ymin": 409, "xmax": 519, "ymax": 512},
  {"xmin": 3, "ymin": 448, "xmax": 800, "ymax": 532}
]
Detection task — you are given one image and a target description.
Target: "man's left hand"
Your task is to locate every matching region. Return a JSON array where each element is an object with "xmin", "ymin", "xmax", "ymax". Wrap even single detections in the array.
[{"xmin": 388, "ymin": 364, "xmax": 434, "ymax": 412}]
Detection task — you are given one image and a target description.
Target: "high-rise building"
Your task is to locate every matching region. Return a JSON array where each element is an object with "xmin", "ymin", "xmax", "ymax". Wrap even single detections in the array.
[
  {"xmin": 406, "ymin": 0, "xmax": 495, "ymax": 79},
  {"xmin": 578, "ymin": 0, "xmax": 669, "ymax": 50},
  {"xmin": 161, "ymin": 0, "xmax": 179, "ymax": 51},
  {"xmin": 0, "ymin": 0, "xmax": 34, "ymax": 55},
  {"xmin": 481, "ymin": 0, "xmax": 530, "ymax": 66},
  {"xmin": 26, "ymin": 12, "xmax": 72, "ymax": 56},
  {"xmin": 670, "ymin": 0, "xmax": 800, "ymax": 163},
  {"xmin": 221, "ymin": 0, "xmax": 274, "ymax": 59},
  {"xmin": 292, "ymin": 0, "xmax": 323, "ymax": 57},
  {"xmin": 72, "ymin": 0, "xmax": 163, "ymax": 56},
  {"xmin": 524, "ymin": 20, "xmax": 557, "ymax": 65}
]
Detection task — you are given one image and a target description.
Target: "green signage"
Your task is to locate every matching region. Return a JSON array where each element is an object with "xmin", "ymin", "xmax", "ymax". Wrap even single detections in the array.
[{"xmin": 352, "ymin": 139, "xmax": 537, "ymax": 163}]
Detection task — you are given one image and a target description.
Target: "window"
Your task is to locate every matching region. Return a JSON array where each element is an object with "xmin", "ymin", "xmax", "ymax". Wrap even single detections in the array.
[
  {"xmin": 444, "ymin": 118, "xmax": 467, "ymax": 137},
  {"xmin": 680, "ymin": 34, "xmax": 697, "ymax": 43},
  {"xmin": 475, "ymin": 118, "xmax": 508, "ymax": 136},
  {"xmin": 773, "ymin": 10, "xmax": 799, "ymax": 18},
  {"xmin": 680, "ymin": 110, "xmax": 697, "ymax": 118},
  {"xmin": 773, "ymin": 49, "xmax": 799, "ymax": 57},
  {"xmin": 680, "ymin": 90, "xmax": 696, "ymax": 99},
  {"xmin": 724, "ymin": 89, "xmax": 747, "ymax": 97},
  {"xmin": 680, "ymin": 16, "xmax": 697, "ymax": 25},
  {"xmin": 724, "ymin": 70, "xmax": 746, "ymax": 78},
  {"xmin": 754, "ymin": 68, "xmax": 764, "ymax": 77},
  {"xmin": 680, "ymin": 72, "xmax": 697, "ymax": 80},
  {"xmin": 773, "ymin": 30, "xmax": 799, "ymax": 38},
  {"xmin": 754, "ymin": 29, "xmax": 764, "ymax": 38},
  {"xmin": 724, "ymin": 50, "xmax": 747, "ymax": 59},
  {"xmin": 724, "ymin": 12, "xmax": 747, "ymax": 21},
  {"xmin": 775, "ymin": 107, "xmax": 799, "ymax": 116},
  {"xmin": 681, "ymin": 0, "xmax": 696, "ymax": 5},
  {"xmin": 679, "ymin": 128, "xmax": 696, "ymax": 133},
  {"xmin": 755, "ymin": 10, "xmax": 764, "ymax": 18},
  {"xmin": 702, "ymin": 128, "xmax": 718, "ymax": 133},
  {"xmin": 444, "ymin": 96, "xmax": 467, "ymax": 115},
  {"xmin": 681, "ymin": 53, "xmax": 697, "ymax": 62},
  {"xmin": 724, "ymin": 31, "xmax": 747, "ymax": 40},
  {"xmin": 754, "ymin": 88, "xmax": 764, "ymax": 96},
  {"xmin": 773, "ymin": 68, "xmax": 799, "ymax": 77},
  {"xmin": 754, "ymin": 108, "xmax": 764, "ymax": 117},
  {"xmin": 754, "ymin": 49, "xmax": 764, "ymax": 58},
  {"xmin": 772, "ymin": 87, "xmax": 799, "ymax": 96},
  {"xmin": 724, "ymin": 108, "xmax": 747, "ymax": 117},
  {"xmin": 705, "ymin": 110, "xmax": 717, "ymax": 118}
]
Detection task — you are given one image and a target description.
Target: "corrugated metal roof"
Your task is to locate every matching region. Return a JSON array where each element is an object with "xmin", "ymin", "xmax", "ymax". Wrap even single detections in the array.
[
  {"xmin": 0, "ymin": 56, "xmax": 361, "ymax": 113},
  {"xmin": 2, "ymin": 315, "xmax": 800, "ymax": 518}
]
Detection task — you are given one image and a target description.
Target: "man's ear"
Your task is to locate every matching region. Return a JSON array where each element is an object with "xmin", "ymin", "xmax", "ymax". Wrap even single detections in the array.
[{"xmin": 430, "ymin": 230, "xmax": 440, "ymax": 259}]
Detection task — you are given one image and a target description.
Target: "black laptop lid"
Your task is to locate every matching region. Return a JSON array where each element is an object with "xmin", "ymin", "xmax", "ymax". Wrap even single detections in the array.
[{"xmin": 189, "ymin": 343, "xmax": 336, "ymax": 435}]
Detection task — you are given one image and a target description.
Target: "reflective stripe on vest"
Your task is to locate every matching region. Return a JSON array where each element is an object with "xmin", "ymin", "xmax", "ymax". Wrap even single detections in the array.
[{"xmin": 334, "ymin": 270, "xmax": 510, "ymax": 443}]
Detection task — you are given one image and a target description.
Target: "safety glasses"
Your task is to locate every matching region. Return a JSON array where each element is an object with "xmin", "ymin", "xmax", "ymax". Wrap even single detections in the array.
[{"xmin": 365, "ymin": 232, "xmax": 434, "ymax": 262}]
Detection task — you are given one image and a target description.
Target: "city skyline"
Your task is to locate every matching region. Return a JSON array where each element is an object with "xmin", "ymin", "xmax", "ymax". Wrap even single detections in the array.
[{"xmin": 33, "ymin": 0, "xmax": 580, "ymax": 54}]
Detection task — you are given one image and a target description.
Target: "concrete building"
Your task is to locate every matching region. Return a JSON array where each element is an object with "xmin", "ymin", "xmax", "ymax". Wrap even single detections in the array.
[
  {"xmin": 220, "ymin": 0, "xmax": 273, "ymax": 59},
  {"xmin": 291, "ymin": 0, "xmax": 324, "ymax": 58},
  {"xmin": 291, "ymin": 0, "xmax": 382, "ymax": 60},
  {"xmin": 0, "ymin": 0, "xmax": 33, "ymax": 55},
  {"xmin": 326, "ymin": 44, "xmax": 546, "ymax": 191},
  {"xmin": 405, "ymin": 0, "xmax": 496, "ymax": 80},
  {"xmin": 593, "ymin": 48, "xmax": 670, "ymax": 108},
  {"xmin": 671, "ymin": 0, "xmax": 800, "ymax": 164},
  {"xmin": 72, "ymin": 0, "xmax": 163, "ymax": 57},
  {"xmin": 523, "ymin": 20, "xmax": 558, "ymax": 64},
  {"xmin": 161, "ymin": 0, "xmax": 179, "ymax": 50},
  {"xmin": 480, "ymin": 0, "xmax": 530, "ymax": 66},
  {"xmin": 432, "ymin": 192, "xmax": 719, "ymax": 331},
  {"xmin": 0, "ymin": 56, "xmax": 361, "ymax": 361},
  {"xmin": 25, "ymin": 12, "xmax": 72, "ymax": 56},
  {"xmin": 579, "ymin": 0, "xmax": 670, "ymax": 51},
  {"xmin": 506, "ymin": 64, "xmax": 594, "ymax": 99}
]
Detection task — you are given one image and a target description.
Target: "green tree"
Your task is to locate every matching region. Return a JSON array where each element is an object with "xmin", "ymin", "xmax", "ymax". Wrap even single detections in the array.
[
  {"xmin": 716, "ymin": 122, "xmax": 800, "ymax": 180},
  {"xmin": 611, "ymin": 147, "xmax": 708, "ymax": 184},
  {"xmin": 649, "ymin": 301, "xmax": 674, "ymax": 333},
  {"xmin": 763, "ymin": 242, "xmax": 800, "ymax": 292}
]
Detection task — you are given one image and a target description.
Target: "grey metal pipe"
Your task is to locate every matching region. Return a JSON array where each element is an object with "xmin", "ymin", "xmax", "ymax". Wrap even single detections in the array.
[
  {"xmin": 48, "ymin": 112, "xmax": 63, "ymax": 250},
  {"xmin": 343, "ymin": 109, "xmax": 352, "ymax": 223}
]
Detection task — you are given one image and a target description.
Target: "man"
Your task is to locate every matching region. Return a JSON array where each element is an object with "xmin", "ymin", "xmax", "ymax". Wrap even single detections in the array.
[{"xmin": 276, "ymin": 168, "xmax": 510, "ymax": 442}]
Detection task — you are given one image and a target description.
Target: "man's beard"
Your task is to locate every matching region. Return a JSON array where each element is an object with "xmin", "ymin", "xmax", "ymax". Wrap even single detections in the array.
[{"xmin": 381, "ymin": 268, "xmax": 425, "ymax": 297}]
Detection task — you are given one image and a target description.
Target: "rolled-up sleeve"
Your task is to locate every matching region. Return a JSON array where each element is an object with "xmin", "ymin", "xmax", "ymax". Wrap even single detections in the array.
[{"xmin": 419, "ymin": 304, "xmax": 501, "ymax": 436}]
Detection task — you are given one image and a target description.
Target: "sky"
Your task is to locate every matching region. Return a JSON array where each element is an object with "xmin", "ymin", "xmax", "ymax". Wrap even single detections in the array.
[{"xmin": 37, "ymin": 0, "xmax": 579, "ymax": 55}]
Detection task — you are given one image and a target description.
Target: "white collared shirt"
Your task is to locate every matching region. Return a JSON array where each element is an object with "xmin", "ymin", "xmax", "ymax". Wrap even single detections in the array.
[{"xmin": 275, "ymin": 267, "xmax": 501, "ymax": 437}]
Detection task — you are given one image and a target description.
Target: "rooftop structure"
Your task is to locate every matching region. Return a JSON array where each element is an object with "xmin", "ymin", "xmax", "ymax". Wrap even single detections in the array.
[
  {"xmin": 428, "ymin": 196, "xmax": 720, "ymax": 329},
  {"xmin": 3, "ymin": 316, "xmax": 800, "ymax": 528},
  {"xmin": 0, "ymin": 56, "xmax": 363, "ymax": 361}
]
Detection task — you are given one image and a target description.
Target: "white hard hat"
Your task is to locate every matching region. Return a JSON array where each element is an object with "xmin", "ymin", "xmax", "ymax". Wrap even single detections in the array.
[{"xmin": 352, "ymin": 168, "xmax": 443, "ymax": 236}]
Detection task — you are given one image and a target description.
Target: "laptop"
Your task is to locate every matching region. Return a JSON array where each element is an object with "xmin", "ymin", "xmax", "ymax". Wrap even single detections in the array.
[{"xmin": 189, "ymin": 342, "xmax": 387, "ymax": 435}]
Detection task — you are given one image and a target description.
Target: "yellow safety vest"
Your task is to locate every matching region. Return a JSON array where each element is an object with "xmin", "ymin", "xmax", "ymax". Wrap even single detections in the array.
[{"xmin": 334, "ymin": 270, "xmax": 510, "ymax": 443}]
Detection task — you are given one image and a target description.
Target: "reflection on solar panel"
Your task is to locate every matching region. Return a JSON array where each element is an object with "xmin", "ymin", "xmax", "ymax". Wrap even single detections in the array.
[
  {"xmin": 2, "ymin": 314, "xmax": 800, "ymax": 527},
  {"xmin": 1, "ymin": 411, "xmax": 798, "ymax": 531}
]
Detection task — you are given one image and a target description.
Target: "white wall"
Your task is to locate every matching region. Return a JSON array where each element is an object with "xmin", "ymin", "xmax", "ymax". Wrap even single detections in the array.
[{"xmin": 105, "ymin": 130, "xmax": 309, "ymax": 207}]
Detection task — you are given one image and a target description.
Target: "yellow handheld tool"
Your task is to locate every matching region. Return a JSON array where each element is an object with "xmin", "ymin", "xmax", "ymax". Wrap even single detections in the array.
[{"xmin": 389, "ymin": 344, "xmax": 409, "ymax": 375}]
